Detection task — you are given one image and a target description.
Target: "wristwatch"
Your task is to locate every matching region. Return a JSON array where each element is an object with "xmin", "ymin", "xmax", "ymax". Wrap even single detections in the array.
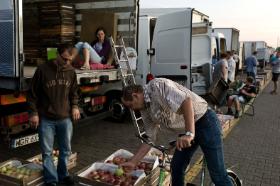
[{"xmin": 185, "ymin": 131, "xmax": 194, "ymax": 138}]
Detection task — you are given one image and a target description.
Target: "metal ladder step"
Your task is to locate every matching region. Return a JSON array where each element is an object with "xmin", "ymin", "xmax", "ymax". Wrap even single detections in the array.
[{"xmin": 109, "ymin": 36, "xmax": 146, "ymax": 138}]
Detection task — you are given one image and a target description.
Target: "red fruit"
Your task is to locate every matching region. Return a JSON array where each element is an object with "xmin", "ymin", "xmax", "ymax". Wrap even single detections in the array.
[
  {"xmin": 113, "ymin": 179, "xmax": 121, "ymax": 185},
  {"xmin": 119, "ymin": 157, "xmax": 126, "ymax": 164},
  {"xmin": 97, "ymin": 170, "xmax": 105, "ymax": 175},
  {"xmin": 113, "ymin": 157, "xmax": 121, "ymax": 165},
  {"xmin": 107, "ymin": 177, "xmax": 115, "ymax": 184},
  {"xmin": 138, "ymin": 162, "xmax": 146, "ymax": 170}
]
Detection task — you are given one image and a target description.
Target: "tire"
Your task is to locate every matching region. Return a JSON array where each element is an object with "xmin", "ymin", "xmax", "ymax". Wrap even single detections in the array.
[{"xmin": 108, "ymin": 98, "xmax": 128, "ymax": 122}]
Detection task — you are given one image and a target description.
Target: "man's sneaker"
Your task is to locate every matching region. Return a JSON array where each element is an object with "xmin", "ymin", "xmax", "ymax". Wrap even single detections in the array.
[
  {"xmin": 60, "ymin": 176, "xmax": 75, "ymax": 186},
  {"xmin": 226, "ymin": 108, "xmax": 234, "ymax": 115},
  {"xmin": 234, "ymin": 111, "xmax": 241, "ymax": 118},
  {"xmin": 45, "ymin": 183, "xmax": 57, "ymax": 186}
]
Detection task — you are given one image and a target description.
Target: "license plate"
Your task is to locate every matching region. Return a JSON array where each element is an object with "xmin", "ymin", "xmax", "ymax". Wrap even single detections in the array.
[{"xmin": 11, "ymin": 133, "xmax": 39, "ymax": 148}]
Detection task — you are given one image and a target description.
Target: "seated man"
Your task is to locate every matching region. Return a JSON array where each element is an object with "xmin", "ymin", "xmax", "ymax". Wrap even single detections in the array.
[{"xmin": 226, "ymin": 76, "xmax": 257, "ymax": 118}]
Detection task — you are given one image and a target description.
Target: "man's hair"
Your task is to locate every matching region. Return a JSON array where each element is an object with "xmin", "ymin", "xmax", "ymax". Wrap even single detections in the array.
[
  {"xmin": 57, "ymin": 43, "xmax": 72, "ymax": 55},
  {"xmin": 220, "ymin": 53, "xmax": 228, "ymax": 59},
  {"xmin": 122, "ymin": 85, "xmax": 143, "ymax": 101},
  {"xmin": 246, "ymin": 76, "xmax": 254, "ymax": 84},
  {"xmin": 253, "ymin": 51, "xmax": 258, "ymax": 55},
  {"xmin": 227, "ymin": 51, "xmax": 233, "ymax": 56}
]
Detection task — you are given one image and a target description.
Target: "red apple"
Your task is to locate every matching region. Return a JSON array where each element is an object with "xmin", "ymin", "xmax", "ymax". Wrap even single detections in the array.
[{"xmin": 113, "ymin": 157, "xmax": 122, "ymax": 165}]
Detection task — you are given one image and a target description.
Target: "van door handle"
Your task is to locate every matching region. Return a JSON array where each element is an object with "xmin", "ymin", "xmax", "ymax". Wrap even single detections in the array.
[{"xmin": 180, "ymin": 65, "xmax": 188, "ymax": 69}]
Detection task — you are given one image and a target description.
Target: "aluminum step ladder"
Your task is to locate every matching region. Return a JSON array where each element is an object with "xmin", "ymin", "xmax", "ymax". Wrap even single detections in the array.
[{"xmin": 109, "ymin": 36, "xmax": 146, "ymax": 137}]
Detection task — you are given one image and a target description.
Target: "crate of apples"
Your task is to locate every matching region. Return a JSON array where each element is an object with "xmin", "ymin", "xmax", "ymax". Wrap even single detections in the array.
[
  {"xmin": 77, "ymin": 162, "xmax": 146, "ymax": 186},
  {"xmin": 0, "ymin": 159, "xmax": 42, "ymax": 185},
  {"xmin": 104, "ymin": 149, "xmax": 158, "ymax": 175}
]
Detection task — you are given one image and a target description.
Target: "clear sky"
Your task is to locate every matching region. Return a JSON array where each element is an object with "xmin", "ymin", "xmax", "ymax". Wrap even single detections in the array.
[{"xmin": 141, "ymin": 0, "xmax": 280, "ymax": 48}]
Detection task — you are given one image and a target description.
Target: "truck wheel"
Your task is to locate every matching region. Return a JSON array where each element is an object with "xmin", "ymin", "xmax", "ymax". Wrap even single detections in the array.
[{"xmin": 108, "ymin": 99, "xmax": 128, "ymax": 122}]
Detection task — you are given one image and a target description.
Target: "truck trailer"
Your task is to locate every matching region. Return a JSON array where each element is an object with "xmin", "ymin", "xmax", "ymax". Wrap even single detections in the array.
[{"xmin": 0, "ymin": 0, "xmax": 139, "ymax": 148}]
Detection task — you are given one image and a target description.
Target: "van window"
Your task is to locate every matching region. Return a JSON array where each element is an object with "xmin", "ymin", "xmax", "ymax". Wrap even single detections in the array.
[{"xmin": 211, "ymin": 37, "xmax": 218, "ymax": 64}]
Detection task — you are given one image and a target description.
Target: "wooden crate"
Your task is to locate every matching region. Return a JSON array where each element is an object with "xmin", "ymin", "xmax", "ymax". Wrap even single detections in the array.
[
  {"xmin": 0, "ymin": 158, "xmax": 43, "ymax": 186},
  {"xmin": 141, "ymin": 169, "xmax": 170, "ymax": 186},
  {"xmin": 27, "ymin": 152, "xmax": 77, "ymax": 170}
]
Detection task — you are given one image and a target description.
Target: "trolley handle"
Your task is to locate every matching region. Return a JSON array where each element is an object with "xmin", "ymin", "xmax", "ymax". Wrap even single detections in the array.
[{"xmin": 136, "ymin": 133, "xmax": 194, "ymax": 152}]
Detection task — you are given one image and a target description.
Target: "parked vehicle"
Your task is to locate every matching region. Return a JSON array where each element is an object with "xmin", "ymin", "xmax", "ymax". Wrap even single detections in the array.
[
  {"xmin": 137, "ymin": 9, "xmax": 227, "ymax": 95},
  {"xmin": 0, "ymin": 0, "xmax": 138, "ymax": 148},
  {"xmin": 213, "ymin": 28, "xmax": 240, "ymax": 52}
]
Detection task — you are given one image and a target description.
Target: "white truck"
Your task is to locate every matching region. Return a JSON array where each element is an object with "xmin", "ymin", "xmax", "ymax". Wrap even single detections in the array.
[
  {"xmin": 242, "ymin": 41, "xmax": 269, "ymax": 69},
  {"xmin": 0, "ymin": 0, "xmax": 138, "ymax": 148},
  {"xmin": 136, "ymin": 9, "xmax": 227, "ymax": 95},
  {"xmin": 213, "ymin": 28, "xmax": 240, "ymax": 52}
]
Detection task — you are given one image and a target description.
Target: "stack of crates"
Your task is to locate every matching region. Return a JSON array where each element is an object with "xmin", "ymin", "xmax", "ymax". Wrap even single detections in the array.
[
  {"xmin": 23, "ymin": 3, "xmax": 42, "ymax": 65},
  {"xmin": 38, "ymin": 2, "xmax": 75, "ymax": 57}
]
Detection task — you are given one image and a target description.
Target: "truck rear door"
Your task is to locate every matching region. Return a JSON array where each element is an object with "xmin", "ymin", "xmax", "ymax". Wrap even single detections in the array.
[
  {"xmin": 150, "ymin": 9, "xmax": 193, "ymax": 88},
  {"xmin": 0, "ymin": 0, "xmax": 22, "ymax": 78}
]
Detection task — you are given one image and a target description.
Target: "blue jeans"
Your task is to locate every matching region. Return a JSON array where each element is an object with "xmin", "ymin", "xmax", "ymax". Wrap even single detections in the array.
[
  {"xmin": 38, "ymin": 117, "xmax": 73, "ymax": 184},
  {"xmin": 75, "ymin": 42, "xmax": 102, "ymax": 63},
  {"xmin": 171, "ymin": 109, "xmax": 233, "ymax": 186}
]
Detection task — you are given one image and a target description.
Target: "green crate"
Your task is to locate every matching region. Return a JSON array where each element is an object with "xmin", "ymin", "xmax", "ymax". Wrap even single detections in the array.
[{"xmin": 47, "ymin": 48, "xmax": 58, "ymax": 61}]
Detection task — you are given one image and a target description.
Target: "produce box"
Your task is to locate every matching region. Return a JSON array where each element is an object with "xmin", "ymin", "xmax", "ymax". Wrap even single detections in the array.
[
  {"xmin": 0, "ymin": 158, "xmax": 43, "ymax": 186},
  {"xmin": 27, "ymin": 150, "xmax": 77, "ymax": 170},
  {"xmin": 104, "ymin": 149, "xmax": 160, "ymax": 186},
  {"xmin": 217, "ymin": 114, "xmax": 234, "ymax": 133},
  {"xmin": 76, "ymin": 162, "xmax": 146, "ymax": 186},
  {"xmin": 104, "ymin": 149, "xmax": 159, "ymax": 175}
]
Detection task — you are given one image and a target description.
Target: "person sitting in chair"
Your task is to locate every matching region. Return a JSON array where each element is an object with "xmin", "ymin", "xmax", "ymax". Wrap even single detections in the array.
[{"xmin": 226, "ymin": 76, "xmax": 257, "ymax": 118}]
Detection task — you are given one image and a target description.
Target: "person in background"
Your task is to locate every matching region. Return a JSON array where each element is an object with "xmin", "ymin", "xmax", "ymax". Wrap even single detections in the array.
[
  {"xmin": 226, "ymin": 76, "xmax": 257, "ymax": 118},
  {"xmin": 245, "ymin": 51, "xmax": 258, "ymax": 80},
  {"xmin": 233, "ymin": 50, "xmax": 240, "ymax": 76},
  {"xmin": 270, "ymin": 50, "xmax": 280, "ymax": 95},
  {"xmin": 227, "ymin": 51, "xmax": 236, "ymax": 84},
  {"xmin": 28, "ymin": 44, "xmax": 80, "ymax": 186},
  {"xmin": 212, "ymin": 53, "xmax": 229, "ymax": 83},
  {"xmin": 91, "ymin": 27, "xmax": 112, "ymax": 65},
  {"xmin": 121, "ymin": 78, "xmax": 233, "ymax": 186}
]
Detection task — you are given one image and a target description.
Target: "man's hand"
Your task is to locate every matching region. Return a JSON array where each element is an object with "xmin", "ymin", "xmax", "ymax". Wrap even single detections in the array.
[
  {"xmin": 30, "ymin": 115, "xmax": 39, "ymax": 129},
  {"xmin": 120, "ymin": 161, "xmax": 137, "ymax": 173},
  {"xmin": 176, "ymin": 135, "xmax": 194, "ymax": 151},
  {"xmin": 72, "ymin": 108, "xmax": 80, "ymax": 121}
]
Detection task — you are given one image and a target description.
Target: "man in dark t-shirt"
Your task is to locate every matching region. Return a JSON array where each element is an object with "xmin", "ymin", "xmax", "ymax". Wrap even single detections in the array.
[{"xmin": 227, "ymin": 76, "xmax": 257, "ymax": 118}]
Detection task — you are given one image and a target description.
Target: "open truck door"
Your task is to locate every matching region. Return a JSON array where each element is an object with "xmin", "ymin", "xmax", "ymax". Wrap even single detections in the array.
[
  {"xmin": 150, "ymin": 9, "xmax": 193, "ymax": 88},
  {"xmin": 0, "ymin": 0, "xmax": 24, "ymax": 90}
]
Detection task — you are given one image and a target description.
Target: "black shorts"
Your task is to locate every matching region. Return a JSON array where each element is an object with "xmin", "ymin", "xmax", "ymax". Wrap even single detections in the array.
[{"xmin": 272, "ymin": 73, "xmax": 280, "ymax": 82}]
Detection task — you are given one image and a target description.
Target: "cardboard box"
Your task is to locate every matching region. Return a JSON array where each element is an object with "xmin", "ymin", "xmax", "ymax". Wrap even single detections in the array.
[
  {"xmin": 27, "ymin": 152, "xmax": 77, "ymax": 170},
  {"xmin": 76, "ymin": 162, "xmax": 146, "ymax": 186},
  {"xmin": 104, "ymin": 149, "xmax": 159, "ymax": 174}
]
